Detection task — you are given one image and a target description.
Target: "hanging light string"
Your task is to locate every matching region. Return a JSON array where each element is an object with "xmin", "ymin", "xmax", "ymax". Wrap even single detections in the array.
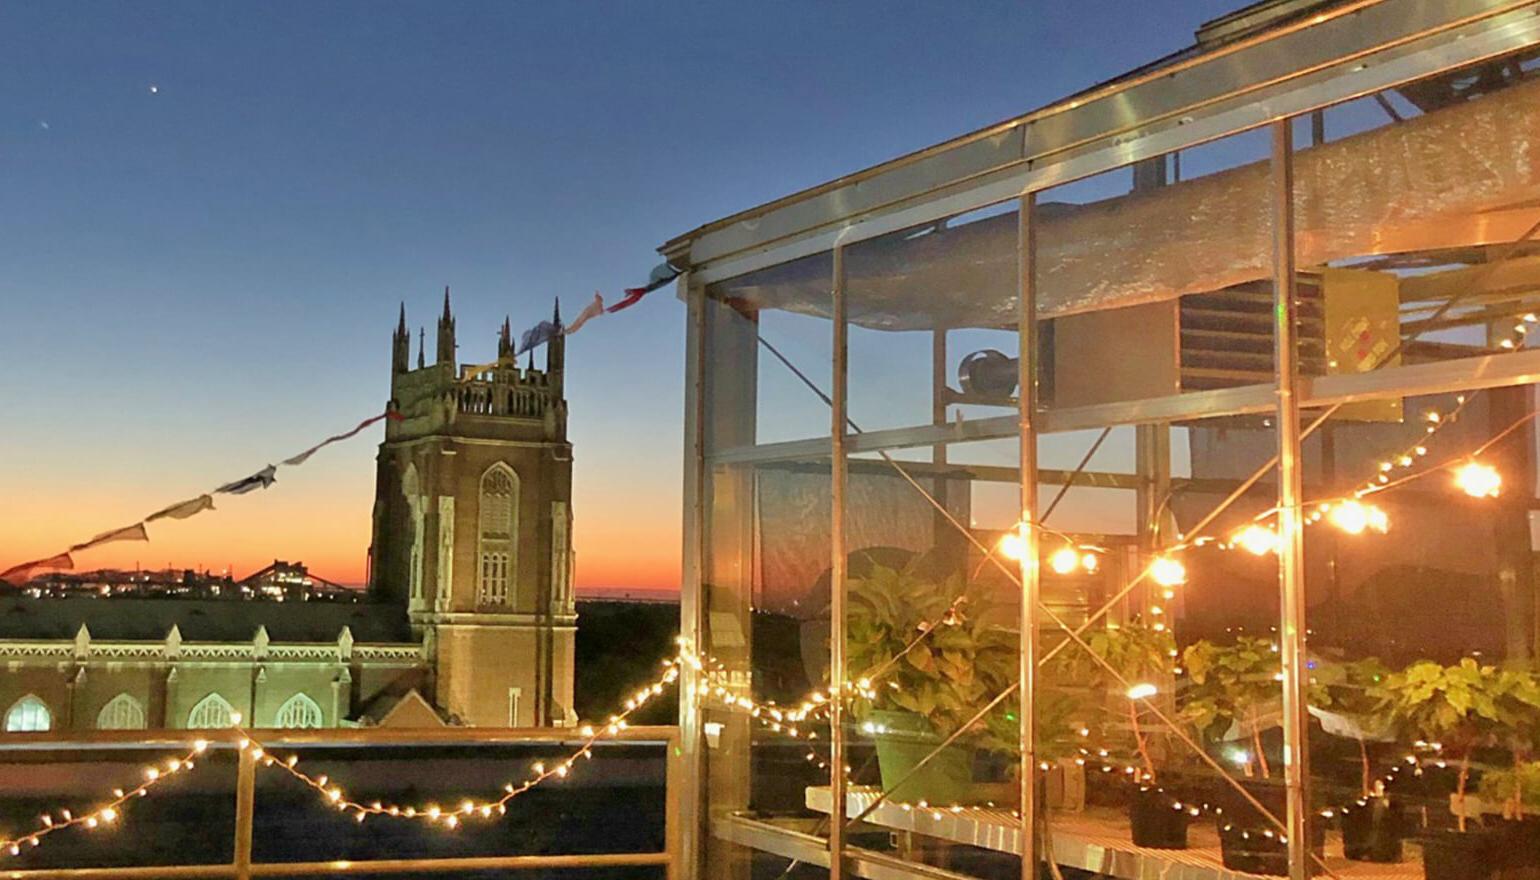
[
  {"xmin": 240, "ymin": 660, "xmax": 679, "ymax": 828},
  {"xmin": 0, "ymin": 739, "xmax": 210, "ymax": 860}
]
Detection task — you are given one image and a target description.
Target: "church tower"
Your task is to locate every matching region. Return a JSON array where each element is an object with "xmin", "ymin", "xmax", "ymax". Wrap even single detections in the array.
[{"xmin": 369, "ymin": 292, "xmax": 576, "ymax": 727}]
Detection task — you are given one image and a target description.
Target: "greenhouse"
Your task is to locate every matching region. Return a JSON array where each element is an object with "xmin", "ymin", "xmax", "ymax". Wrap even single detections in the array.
[{"xmin": 661, "ymin": 2, "xmax": 1540, "ymax": 879}]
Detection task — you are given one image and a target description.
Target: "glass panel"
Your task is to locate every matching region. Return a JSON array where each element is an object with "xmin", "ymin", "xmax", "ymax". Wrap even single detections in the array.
[{"xmin": 702, "ymin": 256, "xmax": 835, "ymax": 877}]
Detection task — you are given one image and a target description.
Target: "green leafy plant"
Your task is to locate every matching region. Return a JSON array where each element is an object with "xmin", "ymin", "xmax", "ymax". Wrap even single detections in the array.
[
  {"xmin": 1380, "ymin": 659, "xmax": 1516, "ymax": 831},
  {"xmin": 1309, "ymin": 656, "xmax": 1395, "ymax": 796},
  {"xmin": 1057, "ymin": 623, "xmax": 1179, "ymax": 781},
  {"xmin": 1181, "ymin": 636, "xmax": 1281, "ymax": 778},
  {"xmin": 845, "ymin": 558, "xmax": 1018, "ymax": 753},
  {"xmin": 1489, "ymin": 668, "xmax": 1540, "ymax": 819},
  {"xmin": 1477, "ymin": 761, "xmax": 1540, "ymax": 819}
]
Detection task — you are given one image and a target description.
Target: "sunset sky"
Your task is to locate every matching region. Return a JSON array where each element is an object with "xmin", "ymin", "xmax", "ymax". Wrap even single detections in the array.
[{"xmin": 0, "ymin": 1, "xmax": 1235, "ymax": 593}]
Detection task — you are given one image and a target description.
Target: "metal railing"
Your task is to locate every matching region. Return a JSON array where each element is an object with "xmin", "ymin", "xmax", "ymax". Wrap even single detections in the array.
[{"xmin": 0, "ymin": 725, "xmax": 683, "ymax": 880}]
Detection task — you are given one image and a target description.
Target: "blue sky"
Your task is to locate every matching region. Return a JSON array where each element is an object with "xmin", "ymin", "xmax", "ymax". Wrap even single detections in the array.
[{"xmin": 0, "ymin": 0, "xmax": 1238, "ymax": 588}]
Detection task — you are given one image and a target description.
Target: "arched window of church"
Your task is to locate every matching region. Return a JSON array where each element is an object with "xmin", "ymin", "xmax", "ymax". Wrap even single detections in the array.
[
  {"xmin": 477, "ymin": 464, "xmax": 519, "ymax": 605},
  {"xmin": 4, "ymin": 695, "xmax": 51, "ymax": 732},
  {"xmin": 187, "ymin": 693, "xmax": 236, "ymax": 729},
  {"xmin": 275, "ymin": 693, "xmax": 323, "ymax": 729},
  {"xmin": 402, "ymin": 463, "xmax": 425, "ymax": 605},
  {"xmin": 97, "ymin": 693, "xmax": 147, "ymax": 730}
]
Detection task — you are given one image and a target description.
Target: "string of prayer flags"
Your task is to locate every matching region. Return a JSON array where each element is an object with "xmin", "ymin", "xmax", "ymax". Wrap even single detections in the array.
[
  {"xmin": 565, "ymin": 292, "xmax": 604, "ymax": 335},
  {"xmin": 283, "ymin": 412, "xmax": 400, "ymax": 466},
  {"xmin": 145, "ymin": 494, "xmax": 215, "ymax": 523},
  {"xmin": 0, "ymin": 553, "xmax": 73, "ymax": 584},
  {"xmin": 216, "ymin": 464, "xmax": 277, "ymax": 495},
  {"xmin": 69, "ymin": 523, "xmax": 149, "ymax": 554},
  {"xmin": 0, "ymin": 411, "xmax": 395, "ymax": 586},
  {"xmin": 515, "ymin": 320, "xmax": 561, "ymax": 357},
  {"xmin": 606, "ymin": 263, "xmax": 681, "ymax": 314}
]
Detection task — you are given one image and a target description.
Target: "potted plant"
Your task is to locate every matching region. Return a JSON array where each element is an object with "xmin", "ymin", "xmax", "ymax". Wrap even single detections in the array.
[
  {"xmin": 1309, "ymin": 657, "xmax": 1404, "ymax": 863},
  {"xmin": 1485, "ymin": 668, "xmax": 1540, "ymax": 873},
  {"xmin": 845, "ymin": 558, "xmax": 1017, "ymax": 805},
  {"xmin": 1062, "ymin": 622, "xmax": 1193, "ymax": 848},
  {"xmin": 1183, "ymin": 636, "xmax": 1326, "ymax": 875},
  {"xmin": 1381, "ymin": 658, "xmax": 1514, "ymax": 880}
]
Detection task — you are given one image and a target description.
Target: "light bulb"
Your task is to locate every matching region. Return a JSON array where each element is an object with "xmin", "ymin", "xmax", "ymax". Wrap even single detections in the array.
[
  {"xmin": 1150, "ymin": 556, "xmax": 1186, "ymax": 587},
  {"xmin": 1233, "ymin": 524, "xmax": 1279, "ymax": 556},
  {"xmin": 998, "ymin": 531, "xmax": 1026, "ymax": 561},
  {"xmin": 1327, "ymin": 500, "xmax": 1370, "ymax": 535},
  {"xmin": 1454, "ymin": 461, "xmax": 1501, "ymax": 498},
  {"xmin": 1049, "ymin": 546, "xmax": 1080, "ymax": 575},
  {"xmin": 1126, "ymin": 683, "xmax": 1158, "ymax": 700},
  {"xmin": 1080, "ymin": 552, "xmax": 1099, "ymax": 573}
]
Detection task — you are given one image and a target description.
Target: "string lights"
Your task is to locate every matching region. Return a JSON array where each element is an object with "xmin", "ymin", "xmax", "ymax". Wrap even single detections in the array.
[
  {"xmin": 0, "ymin": 739, "xmax": 209, "ymax": 860},
  {"xmin": 243, "ymin": 661, "xmax": 679, "ymax": 829}
]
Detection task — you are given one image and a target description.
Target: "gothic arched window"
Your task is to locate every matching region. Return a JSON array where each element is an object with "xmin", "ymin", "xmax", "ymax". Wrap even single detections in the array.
[
  {"xmin": 4, "ymin": 695, "xmax": 51, "ymax": 732},
  {"xmin": 274, "ymin": 693, "xmax": 323, "ymax": 729},
  {"xmin": 97, "ymin": 693, "xmax": 147, "ymax": 730},
  {"xmin": 477, "ymin": 464, "xmax": 519, "ymax": 605},
  {"xmin": 187, "ymin": 693, "xmax": 236, "ymax": 729}
]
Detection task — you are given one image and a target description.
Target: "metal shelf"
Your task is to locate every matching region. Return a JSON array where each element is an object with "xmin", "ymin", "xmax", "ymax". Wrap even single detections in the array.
[{"xmin": 806, "ymin": 786, "xmax": 1421, "ymax": 880}]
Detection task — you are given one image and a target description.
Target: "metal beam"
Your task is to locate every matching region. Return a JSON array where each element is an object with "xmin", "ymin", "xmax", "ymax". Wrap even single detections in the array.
[
  {"xmin": 1017, "ymin": 194, "xmax": 1041, "ymax": 880},
  {"xmin": 707, "ymin": 347, "xmax": 1540, "ymax": 464},
  {"xmin": 829, "ymin": 245, "xmax": 850, "ymax": 879},
  {"xmin": 713, "ymin": 816, "xmax": 978, "ymax": 880}
]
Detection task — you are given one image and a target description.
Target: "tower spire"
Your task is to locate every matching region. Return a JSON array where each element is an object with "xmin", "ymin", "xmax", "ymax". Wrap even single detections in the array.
[
  {"xmin": 498, "ymin": 316, "xmax": 513, "ymax": 358},
  {"xmin": 546, "ymin": 296, "xmax": 565, "ymax": 377},
  {"xmin": 436, "ymin": 286, "xmax": 456, "ymax": 366},
  {"xmin": 417, "ymin": 327, "xmax": 426, "ymax": 369},
  {"xmin": 392, "ymin": 302, "xmax": 410, "ymax": 373}
]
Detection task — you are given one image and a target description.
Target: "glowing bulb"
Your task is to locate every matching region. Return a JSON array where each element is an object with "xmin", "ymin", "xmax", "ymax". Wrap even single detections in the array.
[
  {"xmin": 1150, "ymin": 556, "xmax": 1186, "ymax": 587},
  {"xmin": 1049, "ymin": 546, "xmax": 1080, "ymax": 575},
  {"xmin": 230, "ymin": 711, "xmax": 242, "ymax": 725},
  {"xmin": 998, "ymin": 530, "xmax": 1026, "ymax": 561},
  {"xmin": 1455, "ymin": 461, "xmax": 1501, "ymax": 498},
  {"xmin": 1233, "ymin": 524, "xmax": 1279, "ymax": 556},
  {"xmin": 1081, "ymin": 553, "xmax": 1099, "ymax": 573},
  {"xmin": 1367, "ymin": 506, "xmax": 1390, "ymax": 534},
  {"xmin": 1126, "ymin": 683, "xmax": 1158, "ymax": 700},
  {"xmin": 1327, "ymin": 500, "xmax": 1371, "ymax": 535}
]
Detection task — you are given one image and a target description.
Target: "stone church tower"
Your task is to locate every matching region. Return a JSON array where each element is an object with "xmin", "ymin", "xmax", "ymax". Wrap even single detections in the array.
[{"xmin": 370, "ymin": 290, "xmax": 576, "ymax": 727}]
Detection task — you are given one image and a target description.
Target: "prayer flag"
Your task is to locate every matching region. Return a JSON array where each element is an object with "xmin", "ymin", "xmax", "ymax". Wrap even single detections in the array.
[
  {"xmin": 0, "ymin": 552, "xmax": 74, "ymax": 584},
  {"xmin": 564, "ymin": 292, "xmax": 605, "ymax": 336},
  {"xmin": 606, "ymin": 263, "xmax": 680, "ymax": 314},
  {"xmin": 516, "ymin": 320, "xmax": 561, "ymax": 356},
  {"xmin": 145, "ymin": 494, "xmax": 215, "ymax": 523},
  {"xmin": 283, "ymin": 412, "xmax": 400, "ymax": 466},
  {"xmin": 70, "ymin": 522, "xmax": 149, "ymax": 553},
  {"xmin": 216, "ymin": 464, "xmax": 277, "ymax": 495}
]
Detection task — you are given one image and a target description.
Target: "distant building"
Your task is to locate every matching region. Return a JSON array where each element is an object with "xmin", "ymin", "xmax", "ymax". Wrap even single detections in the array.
[{"xmin": 0, "ymin": 293, "xmax": 576, "ymax": 732}]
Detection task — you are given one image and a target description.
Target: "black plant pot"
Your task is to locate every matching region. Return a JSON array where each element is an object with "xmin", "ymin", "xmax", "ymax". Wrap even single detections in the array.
[
  {"xmin": 1420, "ymin": 829, "xmax": 1499, "ymax": 880},
  {"xmin": 1129, "ymin": 786, "xmax": 1191, "ymax": 849},
  {"xmin": 1340, "ymin": 796, "xmax": 1404, "ymax": 863},
  {"xmin": 1494, "ymin": 817, "xmax": 1540, "ymax": 871},
  {"xmin": 1215, "ymin": 780, "xmax": 1325, "ymax": 876}
]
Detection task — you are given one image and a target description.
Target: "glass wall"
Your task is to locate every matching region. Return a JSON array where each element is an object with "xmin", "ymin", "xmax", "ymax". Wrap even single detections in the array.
[{"xmin": 687, "ymin": 42, "xmax": 1540, "ymax": 880}]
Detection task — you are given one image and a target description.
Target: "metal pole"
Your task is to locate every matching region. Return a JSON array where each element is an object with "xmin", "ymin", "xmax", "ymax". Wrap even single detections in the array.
[
  {"xmin": 1017, "ymin": 193, "xmax": 1042, "ymax": 880},
  {"xmin": 1270, "ymin": 118, "xmax": 1312, "ymax": 880},
  {"xmin": 677, "ymin": 273, "xmax": 706, "ymax": 880},
  {"xmin": 829, "ymin": 244, "xmax": 849, "ymax": 880},
  {"xmin": 233, "ymin": 745, "xmax": 256, "ymax": 880}
]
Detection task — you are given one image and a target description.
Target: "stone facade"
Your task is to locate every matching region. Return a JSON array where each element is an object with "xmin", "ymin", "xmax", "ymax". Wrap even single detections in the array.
[{"xmin": 0, "ymin": 292, "xmax": 577, "ymax": 732}]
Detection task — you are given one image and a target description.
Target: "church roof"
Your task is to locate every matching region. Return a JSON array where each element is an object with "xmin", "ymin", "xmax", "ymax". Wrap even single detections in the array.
[{"xmin": 0, "ymin": 597, "xmax": 412, "ymax": 643}]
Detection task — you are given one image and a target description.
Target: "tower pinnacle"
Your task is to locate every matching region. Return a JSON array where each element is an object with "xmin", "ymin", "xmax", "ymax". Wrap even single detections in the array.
[{"xmin": 436, "ymin": 287, "xmax": 456, "ymax": 366}]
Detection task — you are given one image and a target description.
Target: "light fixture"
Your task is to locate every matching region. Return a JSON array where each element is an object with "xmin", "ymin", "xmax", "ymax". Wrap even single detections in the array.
[
  {"xmin": 1150, "ymin": 556, "xmax": 1186, "ymax": 587},
  {"xmin": 1049, "ymin": 546, "xmax": 1080, "ymax": 575},
  {"xmin": 1327, "ymin": 500, "xmax": 1371, "ymax": 535},
  {"xmin": 1454, "ymin": 461, "xmax": 1501, "ymax": 498},
  {"xmin": 1233, "ymin": 524, "xmax": 1279, "ymax": 556},
  {"xmin": 1126, "ymin": 683, "xmax": 1158, "ymax": 700},
  {"xmin": 998, "ymin": 530, "xmax": 1026, "ymax": 561}
]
